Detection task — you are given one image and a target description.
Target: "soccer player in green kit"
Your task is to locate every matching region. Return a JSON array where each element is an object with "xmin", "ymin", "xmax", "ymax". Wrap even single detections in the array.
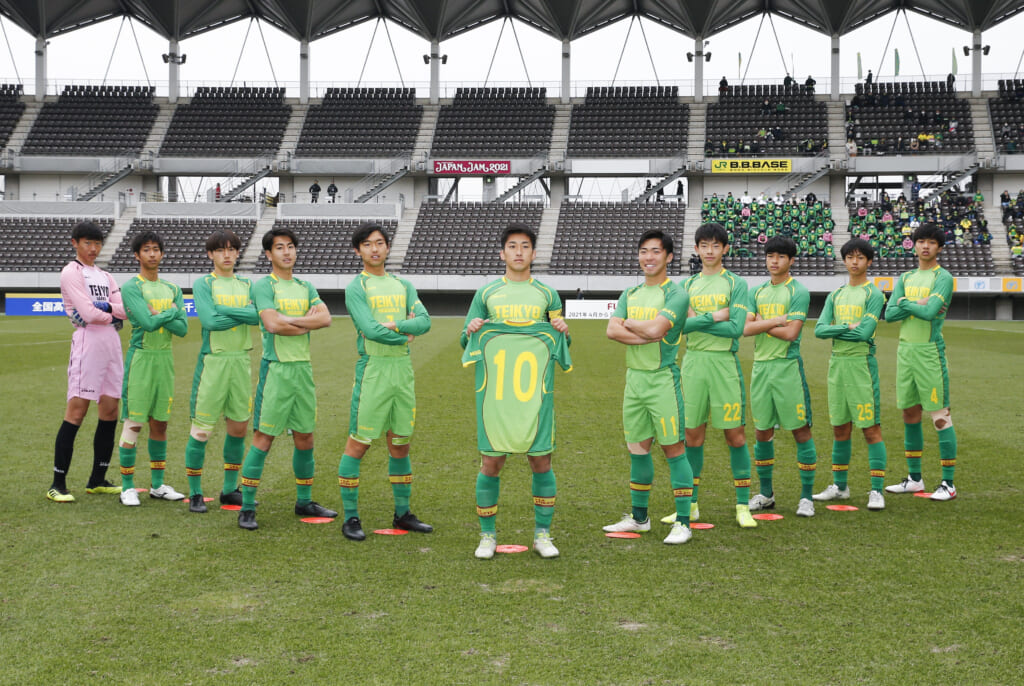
[
  {"xmin": 883, "ymin": 223, "xmax": 958, "ymax": 501},
  {"xmin": 603, "ymin": 230, "xmax": 694, "ymax": 544},
  {"xmin": 118, "ymin": 231, "xmax": 189, "ymax": 506},
  {"xmin": 184, "ymin": 229, "xmax": 259, "ymax": 513},
  {"xmin": 743, "ymin": 236, "xmax": 817, "ymax": 517},
  {"xmin": 338, "ymin": 223, "xmax": 433, "ymax": 541},
  {"xmin": 237, "ymin": 227, "xmax": 336, "ymax": 530},
  {"xmin": 814, "ymin": 238, "xmax": 889, "ymax": 511},
  {"xmin": 670, "ymin": 222, "xmax": 757, "ymax": 529},
  {"xmin": 463, "ymin": 224, "xmax": 570, "ymax": 560}
]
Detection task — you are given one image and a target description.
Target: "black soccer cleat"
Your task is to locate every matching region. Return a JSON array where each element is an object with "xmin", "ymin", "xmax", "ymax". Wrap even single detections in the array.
[
  {"xmin": 189, "ymin": 494, "xmax": 208, "ymax": 513},
  {"xmin": 342, "ymin": 516, "xmax": 366, "ymax": 541},
  {"xmin": 221, "ymin": 489, "xmax": 257, "ymax": 507},
  {"xmin": 394, "ymin": 511, "xmax": 433, "ymax": 533},
  {"xmin": 295, "ymin": 501, "xmax": 338, "ymax": 518},
  {"xmin": 237, "ymin": 510, "xmax": 258, "ymax": 530}
]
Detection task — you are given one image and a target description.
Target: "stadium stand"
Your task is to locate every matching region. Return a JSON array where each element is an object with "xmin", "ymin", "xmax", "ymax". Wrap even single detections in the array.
[
  {"xmin": 999, "ymin": 189, "xmax": 1024, "ymax": 274},
  {"xmin": 846, "ymin": 81, "xmax": 972, "ymax": 155},
  {"xmin": 295, "ymin": 88, "xmax": 422, "ymax": 157},
  {"xmin": 159, "ymin": 87, "xmax": 290, "ymax": 157},
  {"xmin": 252, "ymin": 218, "xmax": 397, "ymax": 273},
  {"xmin": 0, "ymin": 216, "xmax": 113, "ymax": 271},
  {"xmin": 430, "ymin": 88, "xmax": 554, "ymax": 157},
  {"xmin": 0, "ymin": 83, "xmax": 24, "ymax": 150},
  {"xmin": 22, "ymin": 85, "xmax": 157, "ymax": 156},
  {"xmin": 705, "ymin": 84, "xmax": 827, "ymax": 156},
  {"xmin": 107, "ymin": 218, "xmax": 257, "ymax": 272},
  {"xmin": 701, "ymin": 192, "xmax": 836, "ymax": 276},
  {"xmin": 403, "ymin": 201, "xmax": 544, "ymax": 274},
  {"xmin": 548, "ymin": 202, "xmax": 686, "ymax": 275},
  {"xmin": 566, "ymin": 86, "xmax": 688, "ymax": 157},
  {"xmin": 990, "ymin": 80, "xmax": 1024, "ymax": 153}
]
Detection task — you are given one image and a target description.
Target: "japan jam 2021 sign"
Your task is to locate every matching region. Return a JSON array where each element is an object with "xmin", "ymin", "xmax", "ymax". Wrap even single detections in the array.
[{"xmin": 710, "ymin": 159, "xmax": 792, "ymax": 174}]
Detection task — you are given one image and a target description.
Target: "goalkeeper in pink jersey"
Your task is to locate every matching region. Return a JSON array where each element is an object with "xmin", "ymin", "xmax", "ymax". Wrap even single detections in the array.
[{"xmin": 48, "ymin": 221, "xmax": 126, "ymax": 502}]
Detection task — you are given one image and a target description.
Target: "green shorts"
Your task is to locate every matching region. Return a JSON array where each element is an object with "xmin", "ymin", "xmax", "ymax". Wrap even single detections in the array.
[
  {"xmin": 122, "ymin": 349, "xmax": 175, "ymax": 423},
  {"xmin": 622, "ymin": 366, "xmax": 683, "ymax": 445},
  {"xmin": 349, "ymin": 355, "xmax": 416, "ymax": 444},
  {"xmin": 827, "ymin": 354, "xmax": 881, "ymax": 428},
  {"xmin": 750, "ymin": 358, "xmax": 812, "ymax": 431},
  {"xmin": 682, "ymin": 350, "xmax": 746, "ymax": 430},
  {"xmin": 896, "ymin": 342, "xmax": 950, "ymax": 411},
  {"xmin": 190, "ymin": 351, "xmax": 253, "ymax": 429},
  {"xmin": 254, "ymin": 359, "xmax": 316, "ymax": 436}
]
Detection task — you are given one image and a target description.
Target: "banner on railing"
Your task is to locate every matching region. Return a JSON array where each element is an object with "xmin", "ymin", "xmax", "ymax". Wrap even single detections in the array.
[
  {"xmin": 7, "ymin": 293, "xmax": 198, "ymax": 317},
  {"xmin": 710, "ymin": 159, "xmax": 792, "ymax": 174},
  {"xmin": 432, "ymin": 160, "xmax": 511, "ymax": 175}
]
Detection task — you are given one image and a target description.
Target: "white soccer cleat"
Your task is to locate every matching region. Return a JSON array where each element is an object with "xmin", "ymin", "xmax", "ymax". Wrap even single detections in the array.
[
  {"xmin": 748, "ymin": 493, "xmax": 776, "ymax": 511},
  {"xmin": 661, "ymin": 502, "xmax": 699, "ymax": 524},
  {"xmin": 149, "ymin": 484, "xmax": 186, "ymax": 501},
  {"xmin": 533, "ymin": 532, "xmax": 560, "ymax": 559},
  {"xmin": 885, "ymin": 476, "xmax": 925, "ymax": 494},
  {"xmin": 663, "ymin": 521, "xmax": 692, "ymax": 545},
  {"xmin": 602, "ymin": 514, "xmax": 651, "ymax": 533},
  {"xmin": 930, "ymin": 481, "xmax": 957, "ymax": 501},
  {"xmin": 812, "ymin": 483, "xmax": 851, "ymax": 501},
  {"xmin": 119, "ymin": 489, "xmax": 140, "ymax": 506},
  {"xmin": 867, "ymin": 490, "xmax": 886, "ymax": 510},
  {"xmin": 474, "ymin": 533, "xmax": 497, "ymax": 559},
  {"xmin": 796, "ymin": 498, "xmax": 815, "ymax": 517}
]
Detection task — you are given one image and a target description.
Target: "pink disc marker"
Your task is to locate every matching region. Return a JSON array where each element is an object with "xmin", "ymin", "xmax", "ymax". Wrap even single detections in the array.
[
  {"xmin": 690, "ymin": 522, "xmax": 715, "ymax": 530},
  {"xmin": 826, "ymin": 504, "xmax": 859, "ymax": 511},
  {"xmin": 495, "ymin": 544, "xmax": 529, "ymax": 554},
  {"xmin": 752, "ymin": 513, "xmax": 784, "ymax": 521},
  {"xmin": 373, "ymin": 528, "xmax": 410, "ymax": 535},
  {"xmin": 604, "ymin": 531, "xmax": 642, "ymax": 539}
]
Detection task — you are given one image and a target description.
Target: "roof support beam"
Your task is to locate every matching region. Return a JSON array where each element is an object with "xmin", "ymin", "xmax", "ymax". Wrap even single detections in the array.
[
  {"xmin": 831, "ymin": 35, "xmax": 840, "ymax": 101},
  {"xmin": 168, "ymin": 39, "xmax": 180, "ymax": 104},
  {"xmin": 34, "ymin": 36, "xmax": 45, "ymax": 102},
  {"xmin": 429, "ymin": 39, "xmax": 441, "ymax": 104},
  {"xmin": 299, "ymin": 39, "xmax": 309, "ymax": 104},
  {"xmin": 693, "ymin": 35, "xmax": 704, "ymax": 103},
  {"xmin": 972, "ymin": 29, "xmax": 982, "ymax": 97},
  {"xmin": 561, "ymin": 38, "xmax": 570, "ymax": 103}
]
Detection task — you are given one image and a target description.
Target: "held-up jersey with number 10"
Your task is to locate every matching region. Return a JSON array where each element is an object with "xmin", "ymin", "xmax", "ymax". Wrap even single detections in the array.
[
  {"xmin": 462, "ymin": 277, "xmax": 562, "ymax": 329},
  {"xmin": 462, "ymin": 321, "xmax": 572, "ymax": 455}
]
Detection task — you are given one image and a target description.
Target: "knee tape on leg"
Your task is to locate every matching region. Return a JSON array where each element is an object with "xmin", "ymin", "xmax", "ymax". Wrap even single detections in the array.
[
  {"xmin": 929, "ymin": 408, "xmax": 952, "ymax": 430},
  {"xmin": 390, "ymin": 435, "xmax": 411, "ymax": 447},
  {"xmin": 120, "ymin": 421, "xmax": 143, "ymax": 446},
  {"xmin": 189, "ymin": 424, "xmax": 211, "ymax": 442}
]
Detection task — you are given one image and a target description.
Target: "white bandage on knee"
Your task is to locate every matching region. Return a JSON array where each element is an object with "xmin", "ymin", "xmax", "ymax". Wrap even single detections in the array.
[
  {"xmin": 190, "ymin": 424, "xmax": 211, "ymax": 442},
  {"xmin": 929, "ymin": 408, "xmax": 953, "ymax": 430},
  {"xmin": 390, "ymin": 435, "xmax": 411, "ymax": 447},
  {"xmin": 120, "ymin": 421, "xmax": 143, "ymax": 446}
]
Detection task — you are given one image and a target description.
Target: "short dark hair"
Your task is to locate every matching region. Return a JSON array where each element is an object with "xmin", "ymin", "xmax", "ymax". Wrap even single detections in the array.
[
  {"xmin": 501, "ymin": 223, "xmax": 536, "ymax": 248},
  {"xmin": 351, "ymin": 223, "xmax": 390, "ymax": 249},
  {"xmin": 911, "ymin": 222, "xmax": 946, "ymax": 247},
  {"xmin": 638, "ymin": 229, "xmax": 674, "ymax": 255},
  {"xmin": 262, "ymin": 227, "xmax": 298, "ymax": 251},
  {"xmin": 71, "ymin": 221, "xmax": 104, "ymax": 243},
  {"xmin": 131, "ymin": 230, "xmax": 164, "ymax": 254},
  {"xmin": 841, "ymin": 237, "xmax": 875, "ymax": 261},
  {"xmin": 205, "ymin": 229, "xmax": 241, "ymax": 253},
  {"xmin": 764, "ymin": 236, "xmax": 797, "ymax": 258},
  {"xmin": 693, "ymin": 222, "xmax": 729, "ymax": 246}
]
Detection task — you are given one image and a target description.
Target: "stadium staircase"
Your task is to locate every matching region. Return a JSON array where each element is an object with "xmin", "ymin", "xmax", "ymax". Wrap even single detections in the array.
[
  {"xmin": 97, "ymin": 207, "xmax": 136, "ymax": 268},
  {"xmin": 968, "ymin": 95, "xmax": 996, "ymax": 165},
  {"xmin": 6, "ymin": 100, "xmax": 42, "ymax": 156},
  {"xmin": 78, "ymin": 163, "xmax": 135, "ymax": 201},
  {"xmin": 239, "ymin": 212, "xmax": 276, "ymax": 272},
  {"xmin": 532, "ymin": 206, "xmax": 560, "ymax": 272},
  {"xmin": 217, "ymin": 166, "xmax": 272, "ymax": 202},
  {"xmin": 386, "ymin": 204, "xmax": 421, "ymax": 273},
  {"xmin": 764, "ymin": 149, "xmax": 831, "ymax": 199},
  {"xmin": 635, "ymin": 162, "xmax": 686, "ymax": 203},
  {"xmin": 686, "ymin": 102, "xmax": 707, "ymax": 165},
  {"xmin": 142, "ymin": 102, "xmax": 175, "ymax": 155},
  {"xmin": 411, "ymin": 104, "xmax": 439, "ymax": 168},
  {"xmin": 684, "ymin": 202, "xmax": 703, "ymax": 238},
  {"xmin": 548, "ymin": 103, "xmax": 571, "ymax": 169},
  {"xmin": 494, "ymin": 166, "xmax": 547, "ymax": 203},
  {"xmin": 355, "ymin": 164, "xmax": 410, "ymax": 203},
  {"xmin": 826, "ymin": 100, "xmax": 848, "ymax": 166},
  {"xmin": 276, "ymin": 103, "xmax": 308, "ymax": 169}
]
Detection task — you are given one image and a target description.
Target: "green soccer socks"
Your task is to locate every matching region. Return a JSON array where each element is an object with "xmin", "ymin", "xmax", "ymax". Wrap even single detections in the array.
[
  {"xmin": 629, "ymin": 452, "xmax": 653, "ymax": 522},
  {"xmin": 476, "ymin": 473, "xmax": 500, "ymax": 534},
  {"xmin": 338, "ymin": 454, "xmax": 361, "ymax": 519}
]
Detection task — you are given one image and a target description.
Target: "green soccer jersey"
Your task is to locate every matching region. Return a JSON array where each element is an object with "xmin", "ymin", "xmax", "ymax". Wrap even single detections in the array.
[
  {"xmin": 749, "ymin": 277, "xmax": 810, "ymax": 361},
  {"xmin": 463, "ymin": 277, "xmax": 562, "ymax": 326},
  {"xmin": 192, "ymin": 273, "xmax": 258, "ymax": 355},
  {"xmin": 461, "ymin": 321, "xmax": 572, "ymax": 455},
  {"xmin": 680, "ymin": 268, "xmax": 749, "ymax": 352},
  {"xmin": 346, "ymin": 271, "xmax": 431, "ymax": 358},
  {"xmin": 253, "ymin": 273, "xmax": 323, "ymax": 363},
  {"xmin": 814, "ymin": 282, "xmax": 886, "ymax": 357},
  {"xmin": 121, "ymin": 275, "xmax": 188, "ymax": 351},
  {"xmin": 883, "ymin": 265, "xmax": 953, "ymax": 345},
  {"xmin": 612, "ymin": 278, "xmax": 689, "ymax": 371}
]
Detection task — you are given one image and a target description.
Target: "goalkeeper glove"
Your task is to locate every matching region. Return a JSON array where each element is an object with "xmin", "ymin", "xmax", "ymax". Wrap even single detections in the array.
[{"xmin": 93, "ymin": 301, "xmax": 112, "ymax": 313}]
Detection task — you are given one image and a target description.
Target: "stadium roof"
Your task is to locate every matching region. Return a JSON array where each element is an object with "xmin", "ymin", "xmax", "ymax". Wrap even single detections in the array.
[{"xmin": 1, "ymin": 0, "xmax": 1022, "ymax": 42}]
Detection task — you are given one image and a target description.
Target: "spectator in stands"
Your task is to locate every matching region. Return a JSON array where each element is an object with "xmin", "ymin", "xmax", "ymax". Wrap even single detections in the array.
[
  {"xmin": 784, "ymin": 74, "xmax": 794, "ymax": 88},
  {"xmin": 865, "ymin": 70, "xmax": 873, "ymax": 86},
  {"xmin": 576, "ymin": 288, "xmax": 584, "ymax": 300},
  {"xmin": 327, "ymin": 181, "xmax": 338, "ymax": 203},
  {"xmin": 719, "ymin": 77, "xmax": 729, "ymax": 95},
  {"xmin": 1001, "ymin": 190, "xmax": 1011, "ymax": 210},
  {"xmin": 947, "ymin": 72, "xmax": 955, "ymax": 90},
  {"xmin": 775, "ymin": 101, "xmax": 788, "ymax": 115},
  {"xmin": 689, "ymin": 253, "xmax": 702, "ymax": 275},
  {"xmin": 846, "ymin": 139, "xmax": 857, "ymax": 156},
  {"xmin": 761, "ymin": 98, "xmax": 772, "ymax": 115},
  {"xmin": 676, "ymin": 180, "xmax": 685, "ymax": 202},
  {"xmin": 741, "ymin": 191, "xmax": 753, "ymax": 206},
  {"xmin": 806, "ymin": 191, "xmax": 817, "ymax": 205},
  {"xmin": 309, "ymin": 180, "xmax": 321, "ymax": 203},
  {"xmin": 657, "ymin": 186, "xmax": 665, "ymax": 203},
  {"xmin": 805, "ymin": 75, "xmax": 816, "ymax": 93},
  {"xmin": 645, "ymin": 180, "xmax": 653, "ymax": 202}
]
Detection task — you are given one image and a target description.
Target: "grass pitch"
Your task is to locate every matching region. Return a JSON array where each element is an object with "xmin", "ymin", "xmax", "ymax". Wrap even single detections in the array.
[{"xmin": 1, "ymin": 315, "xmax": 1022, "ymax": 685}]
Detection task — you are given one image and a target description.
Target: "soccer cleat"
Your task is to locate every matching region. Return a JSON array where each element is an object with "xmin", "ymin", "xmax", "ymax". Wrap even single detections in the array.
[
  {"xmin": 393, "ymin": 511, "xmax": 433, "ymax": 533},
  {"xmin": 812, "ymin": 483, "xmax": 851, "ymax": 501},
  {"xmin": 220, "ymin": 489, "xmax": 243, "ymax": 506},
  {"xmin": 736, "ymin": 504, "xmax": 758, "ymax": 528},
  {"xmin": 475, "ymin": 533, "xmax": 497, "ymax": 559},
  {"xmin": 189, "ymin": 494, "xmax": 208, "ymax": 513},
  {"xmin": 46, "ymin": 488, "xmax": 75, "ymax": 503},
  {"xmin": 867, "ymin": 490, "xmax": 886, "ymax": 510},
  {"xmin": 796, "ymin": 498, "xmax": 815, "ymax": 517},
  {"xmin": 748, "ymin": 493, "xmax": 776, "ymax": 511},
  {"xmin": 885, "ymin": 476, "xmax": 925, "ymax": 494},
  {"xmin": 237, "ymin": 510, "xmax": 258, "ymax": 530},
  {"xmin": 342, "ymin": 516, "xmax": 366, "ymax": 541},
  {"xmin": 663, "ymin": 521, "xmax": 692, "ymax": 545},
  {"xmin": 661, "ymin": 502, "xmax": 698, "ymax": 524},
  {"xmin": 533, "ymin": 531, "xmax": 560, "ymax": 558},
  {"xmin": 295, "ymin": 501, "xmax": 338, "ymax": 518},
  {"xmin": 659, "ymin": 512, "xmax": 676, "ymax": 524},
  {"xmin": 149, "ymin": 484, "xmax": 185, "ymax": 501},
  {"xmin": 930, "ymin": 481, "xmax": 957, "ymax": 501},
  {"xmin": 85, "ymin": 480, "xmax": 120, "ymax": 495},
  {"xmin": 119, "ymin": 489, "xmax": 140, "ymax": 506},
  {"xmin": 602, "ymin": 514, "xmax": 651, "ymax": 533}
]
